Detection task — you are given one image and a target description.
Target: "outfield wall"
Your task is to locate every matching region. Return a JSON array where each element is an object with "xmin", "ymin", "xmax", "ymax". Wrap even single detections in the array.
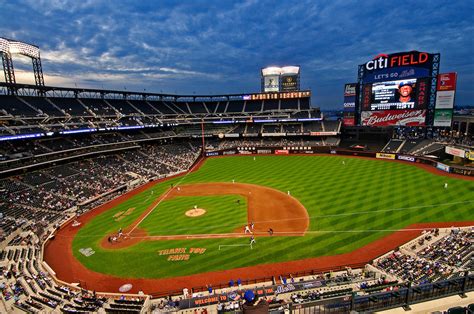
[{"xmin": 205, "ymin": 147, "xmax": 474, "ymax": 177}]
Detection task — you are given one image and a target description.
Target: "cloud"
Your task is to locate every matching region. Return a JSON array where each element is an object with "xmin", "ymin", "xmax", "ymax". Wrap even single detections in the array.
[{"xmin": 0, "ymin": 0, "xmax": 472, "ymax": 108}]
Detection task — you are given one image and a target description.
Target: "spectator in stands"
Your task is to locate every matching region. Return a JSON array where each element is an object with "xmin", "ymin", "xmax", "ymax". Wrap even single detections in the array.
[{"xmin": 242, "ymin": 290, "xmax": 268, "ymax": 313}]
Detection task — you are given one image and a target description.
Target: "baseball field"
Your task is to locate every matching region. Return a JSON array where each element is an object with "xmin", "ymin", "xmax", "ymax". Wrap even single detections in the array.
[{"xmin": 45, "ymin": 155, "xmax": 474, "ymax": 293}]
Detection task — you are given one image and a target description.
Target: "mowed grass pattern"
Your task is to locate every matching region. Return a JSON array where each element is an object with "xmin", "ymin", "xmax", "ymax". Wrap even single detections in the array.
[
  {"xmin": 72, "ymin": 156, "xmax": 474, "ymax": 278},
  {"xmin": 139, "ymin": 195, "xmax": 247, "ymax": 235}
]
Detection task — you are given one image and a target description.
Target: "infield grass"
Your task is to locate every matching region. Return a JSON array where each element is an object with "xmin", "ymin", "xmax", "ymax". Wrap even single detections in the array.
[
  {"xmin": 140, "ymin": 195, "xmax": 247, "ymax": 235},
  {"xmin": 72, "ymin": 155, "xmax": 474, "ymax": 279}
]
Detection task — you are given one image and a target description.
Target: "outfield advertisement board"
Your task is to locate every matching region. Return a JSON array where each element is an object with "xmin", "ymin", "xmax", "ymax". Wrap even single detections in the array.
[
  {"xmin": 343, "ymin": 83, "xmax": 357, "ymax": 126},
  {"xmin": 361, "ymin": 110, "xmax": 426, "ymax": 126},
  {"xmin": 435, "ymin": 91, "xmax": 455, "ymax": 109},
  {"xmin": 344, "ymin": 83, "xmax": 357, "ymax": 97},
  {"xmin": 436, "ymin": 162, "xmax": 450, "ymax": 172},
  {"xmin": 466, "ymin": 151, "xmax": 474, "ymax": 161},
  {"xmin": 445, "ymin": 146, "xmax": 466, "ymax": 158},
  {"xmin": 263, "ymin": 75, "xmax": 279, "ymax": 92},
  {"xmin": 376, "ymin": 153, "xmax": 396, "ymax": 160},
  {"xmin": 343, "ymin": 96, "xmax": 356, "ymax": 112},
  {"xmin": 343, "ymin": 116, "xmax": 355, "ymax": 126},
  {"xmin": 433, "ymin": 109, "xmax": 452, "ymax": 127},
  {"xmin": 310, "ymin": 131, "xmax": 338, "ymax": 136},
  {"xmin": 281, "ymin": 75, "xmax": 298, "ymax": 91},
  {"xmin": 437, "ymin": 73, "xmax": 457, "ymax": 91},
  {"xmin": 397, "ymin": 155, "xmax": 415, "ymax": 162},
  {"xmin": 262, "ymin": 133, "xmax": 286, "ymax": 137},
  {"xmin": 360, "ymin": 51, "xmax": 435, "ymax": 84},
  {"xmin": 223, "ymin": 150, "xmax": 236, "ymax": 155}
]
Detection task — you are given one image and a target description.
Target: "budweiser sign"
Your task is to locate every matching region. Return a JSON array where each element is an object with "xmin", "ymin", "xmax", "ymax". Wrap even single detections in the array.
[{"xmin": 361, "ymin": 110, "xmax": 426, "ymax": 126}]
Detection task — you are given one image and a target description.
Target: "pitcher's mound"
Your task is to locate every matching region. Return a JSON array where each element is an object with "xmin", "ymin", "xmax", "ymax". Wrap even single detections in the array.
[{"xmin": 185, "ymin": 208, "xmax": 206, "ymax": 217}]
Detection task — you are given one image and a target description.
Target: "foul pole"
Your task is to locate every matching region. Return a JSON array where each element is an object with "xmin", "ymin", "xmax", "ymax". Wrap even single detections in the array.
[{"xmin": 201, "ymin": 119, "xmax": 206, "ymax": 157}]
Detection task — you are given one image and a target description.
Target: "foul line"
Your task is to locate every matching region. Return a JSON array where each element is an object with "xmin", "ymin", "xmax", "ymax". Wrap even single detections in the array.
[
  {"xmin": 65, "ymin": 199, "xmax": 474, "ymax": 238},
  {"xmin": 58, "ymin": 225, "xmax": 473, "ymax": 239},
  {"xmin": 127, "ymin": 157, "xmax": 203, "ymax": 235}
]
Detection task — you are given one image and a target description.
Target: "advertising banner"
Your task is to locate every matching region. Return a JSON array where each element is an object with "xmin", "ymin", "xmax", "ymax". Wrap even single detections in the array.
[
  {"xmin": 433, "ymin": 109, "xmax": 452, "ymax": 127},
  {"xmin": 262, "ymin": 133, "xmax": 286, "ymax": 137},
  {"xmin": 310, "ymin": 131, "xmax": 338, "ymax": 136},
  {"xmin": 242, "ymin": 133, "xmax": 259, "ymax": 137},
  {"xmin": 376, "ymin": 153, "xmax": 396, "ymax": 160},
  {"xmin": 344, "ymin": 83, "xmax": 357, "ymax": 96},
  {"xmin": 436, "ymin": 162, "xmax": 450, "ymax": 173},
  {"xmin": 183, "ymin": 278, "xmax": 328, "ymax": 309},
  {"xmin": 343, "ymin": 117, "xmax": 355, "ymax": 126},
  {"xmin": 466, "ymin": 151, "xmax": 474, "ymax": 161},
  {"xmin": 360, "ymin": 51, "xmax": 434, "ymax": 83},
  {"xmin": 437, "ymin": 73, "xmax": 457, "ymax": 91},
  {"xmin": 281, "ymin": 75, "xmax": 298, "ymax": 91},
  {"xmin": 238, "ymin": 150, "xmax": 253, "ymax": 155},
  {"xmin": 397, "ymin": 155, "xmax": 415, "ymax": 162},
  {"xmin": 224, "ymin": 133, "xmax": 240, "ymax": 138},
  {"xmin": 343, "ymin": 96, "xmax": 356, "ymax": 112},
  {"xmin": 263, "ymin": 75, "xmax": 279, "ymax": 92},
  {"xmin": 435, "ymin": 91, "xmax": 455, "ymax": 109},
  {"xmin": 275, "ymin": 150, "xmax": 289, "ymax": 155},
  {"xmin": 445, "ymin": 146, "xmax": 466, "ymax": 158},
  {"xmin": 361, "ymin": 110, "xmax": 426, "ymax": 126}
]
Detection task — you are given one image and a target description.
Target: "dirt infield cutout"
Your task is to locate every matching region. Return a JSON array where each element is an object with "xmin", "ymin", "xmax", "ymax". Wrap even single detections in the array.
[
  {"xmin": 100, "ymin": 182, "xmax": 310, "ymax": 249},
  {"xmin": 185, "ymin": 208, "xmax": 206, "ymax": 217}
]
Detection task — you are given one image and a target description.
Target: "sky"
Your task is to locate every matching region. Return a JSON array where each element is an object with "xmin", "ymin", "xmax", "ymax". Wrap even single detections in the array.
[{"xmin": 0, "ymin": 0, "xmax": 473, "ymax": 109}]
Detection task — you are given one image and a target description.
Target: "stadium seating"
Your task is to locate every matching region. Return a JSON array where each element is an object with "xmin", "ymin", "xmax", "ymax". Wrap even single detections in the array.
[
  {"xmin": 373, "ymin": 228, "xmax": 472, "ymax": 285},
  {"xmin": 381, "ymin": 139, "xmax": 404, "ymax": 153}
]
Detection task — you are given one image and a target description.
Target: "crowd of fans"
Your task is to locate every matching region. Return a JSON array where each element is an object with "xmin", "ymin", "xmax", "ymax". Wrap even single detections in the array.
[
  {"xmin": 0, "ymin": 232, "xmax": 147, "ymax": 313},
  {"xmin": 390, "ymin": 126, "xmax": 473, "ymax": 155},
  {"xmin": 373, "ymin": 228, "xmax": 473, "ymax": 285},
  {"xmin": 0, "ymin": 142, "xmax": 201, "ymax": 241},
  {"xmin": 215, "ymin": 138, "xmax": 327, "ymax": 150}
]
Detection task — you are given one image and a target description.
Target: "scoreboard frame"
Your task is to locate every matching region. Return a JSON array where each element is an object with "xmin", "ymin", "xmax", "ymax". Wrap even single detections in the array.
[{"xmin": 356, "ymin": 51, "xmax": 440, "ymax": 126}]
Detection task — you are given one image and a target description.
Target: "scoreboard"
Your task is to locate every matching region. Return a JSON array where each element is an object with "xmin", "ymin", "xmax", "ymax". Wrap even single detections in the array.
[
  {"xmin": 245, "ymin": 91, "xmax": 310, "ymax": 101},
  {"xmin": 261, "ymin": 66, "xmax": 301, "ymax": 93},
  {"xmin": 356, "ymin": 51, "xmax": 441, "ymax": 127}
]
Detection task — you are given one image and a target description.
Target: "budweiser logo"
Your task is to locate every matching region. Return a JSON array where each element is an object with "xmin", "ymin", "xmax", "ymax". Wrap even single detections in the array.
[{"xmin": 363, "ymin": 110, "xmax": 425, "ymax": 126}]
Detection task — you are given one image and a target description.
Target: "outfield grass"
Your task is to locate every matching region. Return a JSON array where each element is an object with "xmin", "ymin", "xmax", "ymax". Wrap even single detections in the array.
[{"xmin": 72, "ymin": 156, "xmax": 474, "ymax": 279}]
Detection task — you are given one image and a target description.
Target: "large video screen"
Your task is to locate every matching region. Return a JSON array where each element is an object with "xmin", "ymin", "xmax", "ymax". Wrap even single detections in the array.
[
  {"xmin": 362, "ymin": 78, "xmax": 429, "ymax": 111},
  {"xmin": 263, "ymin": 75, "xmax": 279, "ymax": 92}
]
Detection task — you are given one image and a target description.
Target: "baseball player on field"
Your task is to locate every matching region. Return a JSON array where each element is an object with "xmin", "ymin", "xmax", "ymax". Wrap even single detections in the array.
[{"xmin": 244, "ymin": 225, "xmax": 252, "ymax": 234}]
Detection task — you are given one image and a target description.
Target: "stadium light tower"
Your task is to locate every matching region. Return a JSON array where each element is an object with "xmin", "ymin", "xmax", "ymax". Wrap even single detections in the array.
[{"xmin": 0, "ymin": 37, "xmax": 45, "ymax": 94}]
